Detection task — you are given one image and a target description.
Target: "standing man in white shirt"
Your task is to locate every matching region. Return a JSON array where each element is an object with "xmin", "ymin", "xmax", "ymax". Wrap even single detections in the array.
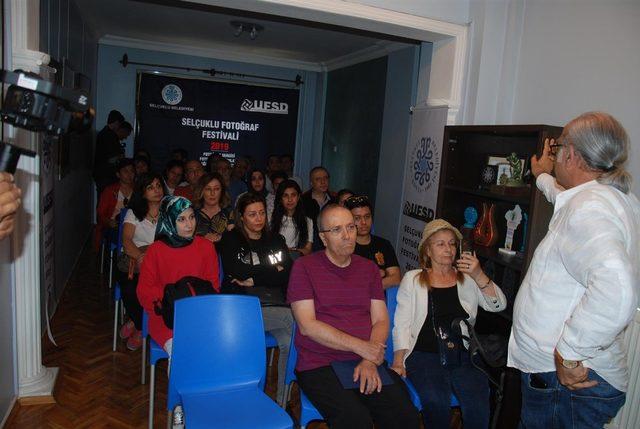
[{"xmin": 508, "ymin": 112, "xmax": 640, "ymax": 428}]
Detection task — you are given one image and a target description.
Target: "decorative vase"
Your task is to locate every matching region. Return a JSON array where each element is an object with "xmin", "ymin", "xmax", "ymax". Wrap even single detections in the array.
[{"xmin": 473, "ymin": 202, "xmax": 498, "ymax": 247}]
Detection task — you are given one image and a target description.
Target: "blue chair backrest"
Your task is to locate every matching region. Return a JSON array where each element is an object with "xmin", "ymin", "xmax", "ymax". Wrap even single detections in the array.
[
  {"xmin": 115, "ymin": 207, "xmax": 128, "ymax": 257},
  {"xmin": 284, "ymin": 323, "xmax": 299, "ymax": 386},
  {"xmin": 169, "ymin": 295, "xmax": 266, "ymax": 399},
  {"xmin": 385, "ymin": 286, "xmax": 399, "ymax": 364},
  {"xmin": 217, "ymin": 252, "xmax": 223, "ymax": 285}
]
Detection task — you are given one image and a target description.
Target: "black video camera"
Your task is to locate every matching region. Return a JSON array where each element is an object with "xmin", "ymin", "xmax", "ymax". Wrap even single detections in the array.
[{"xmin": 0, "ymin": 69, "xmax": 94, "ymax": 173}]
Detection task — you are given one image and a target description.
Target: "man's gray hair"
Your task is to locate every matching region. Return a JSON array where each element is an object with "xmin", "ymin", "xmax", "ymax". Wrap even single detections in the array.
[
  {"xmin": 317, "ymin": 203, "xmax": 344, "ymax": 231},
  {"xmin": 564, "ymin": 111, "xmax": 632, "ymax": 194}
]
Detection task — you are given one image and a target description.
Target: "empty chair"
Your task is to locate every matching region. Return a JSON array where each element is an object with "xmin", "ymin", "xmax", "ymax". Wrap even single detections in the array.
[{"xmin": 168, "ymin": 295, "xmax": 293, "ymax": 429}]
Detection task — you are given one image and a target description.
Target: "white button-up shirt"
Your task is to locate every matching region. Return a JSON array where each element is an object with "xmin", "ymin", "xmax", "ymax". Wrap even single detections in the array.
[{"xmin": 508, "ymin": 173, "xmax": 640, "ymax": 392}]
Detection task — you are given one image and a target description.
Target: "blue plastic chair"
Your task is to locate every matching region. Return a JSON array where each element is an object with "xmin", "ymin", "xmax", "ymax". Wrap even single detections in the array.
[
  {"xmin": 142, "ymin": 311, "xmax": 170, "ymax": 429},
  {"xmin": 112, "ymin": 208, "xmax": 129, "ymax": 351},
  {"xmin": 283, "ymin": 323, "xmax": 324, "ymax": 428},
  {"xmin": 385, "ymin": 286, "xmax": 459, "ymax": 410},
  {"xmin": 168, "ymin": 295, "xmax": 293, "ymax": 429},
  {"xmin": 218, "ymin": 251, "xmax": 277, "ymax": 367}
]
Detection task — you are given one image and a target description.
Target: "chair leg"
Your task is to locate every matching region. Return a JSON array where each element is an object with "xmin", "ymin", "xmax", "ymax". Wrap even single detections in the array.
[
  {"xmin": 149, "ymin": 364, "xmax": 155, "ymax": 429},
  {"xmin": 112, "ymin": 300, "xmax": 119, "ymax": 352},
  {"xmin": 119, "ymin": 301, "xmax": 125, "ymax": 325},
  {"xmin": 108, "ymin": 250, "xmax": 114, "ymax": 289},
  {"xmin": 99, "ymin": 243, "xmax": 105, "ymax": 274},
  {"xmin": 141, "ymin": 339, "xmax": 147, "ymax": 385},
  {"xmin": 269, "ymin": 348, "xmax": 275, "ymax": 367}
]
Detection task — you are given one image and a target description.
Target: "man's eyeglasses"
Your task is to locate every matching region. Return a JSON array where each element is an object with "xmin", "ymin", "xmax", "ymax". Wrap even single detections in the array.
[
  {"xmin": 319, "ymin": 223, "xmax": 357, "ymax": 236},
  {"xmin": 549, "ymin": 142, "xmax": 564, "ymax": 156},
  {"xmin": 345, "ymin": 195, "xmax": 369, "ymax": 205}
]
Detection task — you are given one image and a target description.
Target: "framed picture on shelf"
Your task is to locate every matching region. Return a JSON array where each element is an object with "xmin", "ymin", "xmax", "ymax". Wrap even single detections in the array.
[{"xmin": 487, "ymin": 155, "xmax": 526, "ymax": 185}]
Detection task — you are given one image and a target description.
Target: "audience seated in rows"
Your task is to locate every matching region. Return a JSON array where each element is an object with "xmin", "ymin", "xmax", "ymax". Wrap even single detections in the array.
[
  {"xmin": 117, "ymin": 172, "xmax": 165, "ymax": 350},
  {"xmin": 270, "ymin": 179, "xmax": 313, "ymax": 259},
  {"xmin": 194, "ymin": 172, "xmax": 234, "ymax": 244},
  {"xmin": 345, "ymin": 195, "xmax": 401, "ymax": 289},
  {"xmin": 219, "ymin": 192, "xmax": 293, "ymax": 406},
  {"xmin": 288, "ymin": 204, "xmax": 420, "ymax": 429}
]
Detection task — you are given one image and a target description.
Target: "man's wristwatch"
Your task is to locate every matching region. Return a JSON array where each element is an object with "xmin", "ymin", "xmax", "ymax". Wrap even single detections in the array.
[
  {"xmin": 560, "ymin": 358, "xmax": 579, "ymax": 369},
  {"xmin": 555, "ymin": 350, "xmax": 580, "ymax": 369}
]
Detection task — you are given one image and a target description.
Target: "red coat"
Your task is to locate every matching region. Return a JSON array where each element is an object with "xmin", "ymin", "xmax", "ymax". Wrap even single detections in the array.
[
  {"xmin": 137, "ymin": 236, "xmax": 220, "ymax": 347},
  {"xmin": 94, "ymin": 182, "xmax": 121, "ymax": 250}
]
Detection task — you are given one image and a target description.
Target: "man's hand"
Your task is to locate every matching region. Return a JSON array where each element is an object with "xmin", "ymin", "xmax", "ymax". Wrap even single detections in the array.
[
  {"xmin": 531, "ymin": 138, "xmax": 555, "ymax": 178},
  {"xmin": 204, "ymin": 232, "xmax": 222, "ymax": 242},
  {"xmin": 0, "ymin": 173, "xmax": 22, "ymax": 240},
  {"xmin": 353, "ymin": 360, "xmax": 382, "ymax": 394},
  {"xmin": 356, "ymin": 340, "xmax": 386, "ymax": 365},
  {"xmin": 379, "ymin": 269, "xmax": 386, "ymax": 279},
  {"xmin": 554, "ymin": 350, "xmax": 598, "ymax": 390}
]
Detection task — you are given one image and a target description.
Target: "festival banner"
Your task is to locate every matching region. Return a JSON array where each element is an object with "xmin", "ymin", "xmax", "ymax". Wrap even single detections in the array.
[
  {"xmin": 136, "ymin": 72, "xmax": 299, "ymax": 171},
  {"xmin": 396, "ymin": 106, "xmax": 448, "ymax": 272}
]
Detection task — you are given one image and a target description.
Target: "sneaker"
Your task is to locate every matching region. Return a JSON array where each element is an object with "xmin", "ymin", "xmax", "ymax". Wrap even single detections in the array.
[
  {"xmin": 126, "ymin": 330, "xmax": 143, "ymax": 351},
  {"xmin": 172, "ymin": 405, "xmax": 185, "ymax": 429},
  {"xmin": 119, "ymin": 320, "xmax": 135, "ymax": 339}
]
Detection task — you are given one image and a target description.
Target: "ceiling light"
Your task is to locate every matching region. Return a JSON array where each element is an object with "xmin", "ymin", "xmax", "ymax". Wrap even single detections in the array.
[{"xmin": 229, "ymin": 20, "xmax": 263, "ymax": 41}]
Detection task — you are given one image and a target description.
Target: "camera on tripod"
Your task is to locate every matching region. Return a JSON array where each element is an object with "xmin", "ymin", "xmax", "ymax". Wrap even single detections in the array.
[{"xmin": 0, "ymin": 69, "xmax": 94, "ymax": 173}]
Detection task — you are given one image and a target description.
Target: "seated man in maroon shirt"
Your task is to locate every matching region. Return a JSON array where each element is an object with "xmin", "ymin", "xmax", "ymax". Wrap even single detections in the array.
[{"xmin": 287, "ymin": 204, "xmax": 419, "ymax": 429}]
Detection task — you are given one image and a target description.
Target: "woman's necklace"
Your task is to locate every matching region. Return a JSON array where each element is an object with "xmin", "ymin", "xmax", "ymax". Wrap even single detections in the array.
[{"xmin": 147, "ymin": 212, "xmax": 159, "ymax": 224}]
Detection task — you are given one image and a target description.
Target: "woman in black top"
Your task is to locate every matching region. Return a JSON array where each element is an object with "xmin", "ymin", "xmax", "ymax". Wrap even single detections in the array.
[
  {"xmin": 219, "ymin": 192, "xmax": 293, "ymax": 406},
  {"xmin": 193, "ymin": 172, "xmax": 233, "ymax": 244}
]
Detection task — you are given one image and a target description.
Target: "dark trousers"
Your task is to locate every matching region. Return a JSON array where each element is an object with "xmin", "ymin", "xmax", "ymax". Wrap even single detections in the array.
[
  {"xmin": 116, "ymin": 271, "xmax": 143, "ymax": 330},
  {"xmin": 406, "ymin": 350, "xmax": 490, "ymax": 429},
  {"xmin": 296, "ymin": 364, "xmax": 420, "ymax": 429}
]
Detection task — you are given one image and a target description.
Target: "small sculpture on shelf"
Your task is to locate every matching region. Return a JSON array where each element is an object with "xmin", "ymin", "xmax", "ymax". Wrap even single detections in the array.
[
  {"xmin": 460, "ymin": 206, "xmax": 478, "ymax": 254},
  {"xmin": 499, "ymin": 204, "xmax": 523, "ymax": 257},
  {"xmin": 473, "ymin": 202, "xmax": 498, "ymax": 247}
]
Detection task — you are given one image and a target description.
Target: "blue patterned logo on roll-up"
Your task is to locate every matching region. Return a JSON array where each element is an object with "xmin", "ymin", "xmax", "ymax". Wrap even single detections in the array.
[
  {"xmin": 411, "ymin": 136, "xmax": 440, "ymax": 192},
  {"xmin": 161, "ymin": 84, "xmax": 183, "ymax": 105}
]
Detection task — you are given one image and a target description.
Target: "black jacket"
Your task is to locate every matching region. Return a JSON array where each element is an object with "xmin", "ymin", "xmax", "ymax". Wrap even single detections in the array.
[{"xmin": 219, "ymin": 228, "xmax": 292, "ymax": 304}]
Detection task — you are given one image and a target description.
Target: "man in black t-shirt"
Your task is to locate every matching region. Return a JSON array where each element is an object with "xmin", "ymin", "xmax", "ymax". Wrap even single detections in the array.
[{"xmin": 345, "ymin": 195, "xmax": 401, "ymax": 289}]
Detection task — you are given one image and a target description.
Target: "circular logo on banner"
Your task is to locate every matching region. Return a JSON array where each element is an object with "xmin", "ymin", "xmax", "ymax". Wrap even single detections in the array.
[
  {"xmin": 411, "ymin": 136, "xmax": 440, "ymax": 192},
  {"xmin": 161, "ymin": 84, "xmax": 182, "ymax": 105}
]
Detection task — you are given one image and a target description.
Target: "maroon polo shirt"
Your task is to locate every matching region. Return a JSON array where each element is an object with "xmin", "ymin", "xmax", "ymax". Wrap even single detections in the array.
[{"xmin": 287, "ymin": 251, "xmax": 385, "ymax": 371}]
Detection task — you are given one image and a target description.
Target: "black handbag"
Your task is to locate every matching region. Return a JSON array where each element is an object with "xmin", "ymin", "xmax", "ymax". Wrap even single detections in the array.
[{"xmin": 154, "ymin": 276, "xmax": 217, "ymax": 329}]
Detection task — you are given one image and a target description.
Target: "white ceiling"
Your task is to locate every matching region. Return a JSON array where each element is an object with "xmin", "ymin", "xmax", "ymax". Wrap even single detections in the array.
[{"xmin": 75, "ymin": 0, "xmax": 417, "ymax": 70}]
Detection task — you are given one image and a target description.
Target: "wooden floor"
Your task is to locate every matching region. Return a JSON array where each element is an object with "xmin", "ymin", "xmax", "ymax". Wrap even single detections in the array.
[{"xmin": 4, "ymin": 243, "xmax": 461, "ymax": 428}]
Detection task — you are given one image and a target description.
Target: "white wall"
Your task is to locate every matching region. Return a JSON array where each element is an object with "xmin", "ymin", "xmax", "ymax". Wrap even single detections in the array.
[
  {"xmin": 348, "ymin": 0, "xmax": 470, "ymax": 24},
  {"xmin": 510, "ymin": 0, "xmax": 640, "ymax": 192}
]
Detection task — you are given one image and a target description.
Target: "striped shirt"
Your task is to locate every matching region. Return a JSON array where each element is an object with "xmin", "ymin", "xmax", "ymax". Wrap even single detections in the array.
[{"xmin": 287, "ymin": 251, "xmax": 385, "ymax": 371}]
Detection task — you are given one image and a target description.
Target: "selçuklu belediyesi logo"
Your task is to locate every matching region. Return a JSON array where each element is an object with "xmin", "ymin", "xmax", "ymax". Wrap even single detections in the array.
[
  {"xmin": 240, "ymin": 99, "xmax": 288, "ymax": 114},
  {"xmin": 411, "ymin": 136, "xmax": 440, "ymax": 192},
  {"xmin": 161, "ymin": 84, "xmax": 183, "ymax": 105}
]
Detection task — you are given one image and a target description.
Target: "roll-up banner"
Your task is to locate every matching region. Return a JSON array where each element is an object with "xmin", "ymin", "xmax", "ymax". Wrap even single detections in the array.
[
  {"xmin": 136, "ymin": 72, "xmax": 299, "ymax": 172},
  {"xmin": 396, "ymin": 106, "xmax": 448, "ymax": 272}
]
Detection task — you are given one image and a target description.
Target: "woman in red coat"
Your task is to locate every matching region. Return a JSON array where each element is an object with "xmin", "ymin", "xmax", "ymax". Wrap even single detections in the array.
[{"xmin": 137, "ymin": 195, "xmax": 220, "ymax": 355}]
